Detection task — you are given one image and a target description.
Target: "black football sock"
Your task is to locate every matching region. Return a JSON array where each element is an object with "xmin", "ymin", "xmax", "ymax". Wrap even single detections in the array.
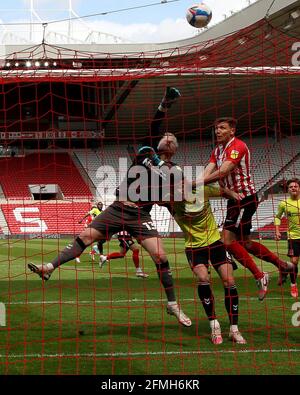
[
  {"xmin": 51, "ymin": 237, "xmax": 87, "ymax": 269},
  {"xmin": 224, "ymin": 285, "xmax": 239, "ymax": 325},
  {"xmin": 290, "ymin": 264, "xmax": 298, "ymax": 284},
  {"xmin": 155, "ymin": 260, "xmax": 176, "ymax": 302},
  {"xmin": 197, "ymin": 283, "xmax": 216, "ymax": 320},
  {"xmin": 97, "ymin": 240, "xmax": 104, "ymax": 255}
]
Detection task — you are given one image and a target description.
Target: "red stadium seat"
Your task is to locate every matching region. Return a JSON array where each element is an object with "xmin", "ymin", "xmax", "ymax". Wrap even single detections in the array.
[
  {"xmin": 1, "ymin": 202, "xmax": 92, "ymax": 235},
  {"xmin": 0, "ymin": 153, "xmax": 92, "ymax": 199}
]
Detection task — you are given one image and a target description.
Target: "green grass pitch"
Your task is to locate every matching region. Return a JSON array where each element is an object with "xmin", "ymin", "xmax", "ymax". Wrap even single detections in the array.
[{"xmin": 0, "ymin": 238, "xmax": 299, "ymax": 375}]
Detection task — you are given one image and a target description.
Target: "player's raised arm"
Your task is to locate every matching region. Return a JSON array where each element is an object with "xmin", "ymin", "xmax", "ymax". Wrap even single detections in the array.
[
  {"xmin": 219, "ymin": 186, "xmax": 239, "ymax": 200},
  {"xmin": 204, "ymin": 162, "xmax": 217, "ymax": 177},
  {"xmin": 193, "ymin": 161, "xmax": 235, "ymax": 188},
  {"xmin": 203, "ymin": 161, "xmax": 236, "ymax": 185},
  {"xmin": 141, "ymin": 87, "xmax": 181, "ymax": 148}
]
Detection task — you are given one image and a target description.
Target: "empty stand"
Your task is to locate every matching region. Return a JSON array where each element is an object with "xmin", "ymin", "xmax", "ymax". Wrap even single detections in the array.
[
  {"xmin": 266, "ymin": 154, "xmax": 300, "ymax": 189},
  {"xmin": 3, "ymin": 137, "xmax": 295, "ymax": 236},
  {"xmin": 250, "ymin": 135, "xmax": 300, "ymax": 191},
  {"xmin": 0, "ymin": 153, "xmax": 92, "ymax": 199},
  {"xmin": 74, "ymin": 137, "xmax": 299, "ymax": 235},
  {"xmin": 1, "ymin": 202, "xmax": 91, "ymax": 235}
]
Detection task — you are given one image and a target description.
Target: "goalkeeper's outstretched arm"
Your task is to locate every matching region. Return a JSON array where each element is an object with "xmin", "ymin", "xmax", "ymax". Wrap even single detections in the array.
[
  {"xmin": 141, "ymin": 87, "xmax": 181, "ymax": 148},
  {"xmin": 148, "ymin": 109, "xmax": 166, "ymax": 149}
]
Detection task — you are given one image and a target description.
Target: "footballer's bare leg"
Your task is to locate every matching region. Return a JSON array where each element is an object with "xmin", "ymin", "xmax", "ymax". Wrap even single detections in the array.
[{"xmin": 28, "ymin": 227, "xmax": 106, "ymax": 280}]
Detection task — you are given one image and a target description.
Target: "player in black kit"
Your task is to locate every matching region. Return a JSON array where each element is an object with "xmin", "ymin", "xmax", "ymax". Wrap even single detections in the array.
[{"xmin": 28, "ymin": 87, "xmax": 192, "ymax": 327}]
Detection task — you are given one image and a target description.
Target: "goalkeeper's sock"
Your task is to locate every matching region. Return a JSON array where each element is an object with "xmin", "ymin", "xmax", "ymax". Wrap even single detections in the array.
[
  {"xmin": 155, "ymin": 260, "xmax": 176, "ymax": 302},
  {"xmin": 226, "ymin": 241, "xmax": 263, "ymax": 280},
  {"xmin": 97, "ymin": 240, "xmax": 104, "ymax": 255},
  {"xmin": 51, "ymin": 237, "xmax": 87, "ymax": 269}
]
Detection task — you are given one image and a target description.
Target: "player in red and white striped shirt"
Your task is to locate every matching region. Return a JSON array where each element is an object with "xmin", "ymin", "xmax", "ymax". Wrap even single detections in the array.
[
  {"xmin": 209, "ymin": 135, "xmax": 255, "ymax": 199},
  {"xmin": 204, "ymin": 117, "xmax": 292, "ymax": 300}
]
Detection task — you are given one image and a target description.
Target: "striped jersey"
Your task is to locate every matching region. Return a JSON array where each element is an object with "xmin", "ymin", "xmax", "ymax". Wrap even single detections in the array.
[{"xmin": 209, "ymin": 137, "xmax": 256, "ymax": 199}]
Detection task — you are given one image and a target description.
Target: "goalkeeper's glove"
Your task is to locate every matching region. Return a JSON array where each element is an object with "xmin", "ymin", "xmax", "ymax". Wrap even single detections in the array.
[
  {"xmin": 138, "ymin": 146, "xmax": 164, "ymax": 167},
  {"xmin": 158, "ymin": 87, "xmax": 181, "ymax": 112}
]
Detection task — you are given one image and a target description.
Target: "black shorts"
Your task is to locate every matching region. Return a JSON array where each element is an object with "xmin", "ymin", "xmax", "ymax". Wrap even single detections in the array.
[
  {"xmin": 88, "ymin": 201, "xmax": 158, "ymax": 241},
  {"xmin": 224, "ymin": 193, "xmax": 258, "ymax": 237},
  {"xmin": 118, "ymin": 234, "xmax": 135, "ymax": 252},
  {"xmin": 288, "ymin": 239, "xmax": 300, "ymax": 257},
  {"xmin": 185, "ymin": 240, "xmax": 229, "ymax": 270}
]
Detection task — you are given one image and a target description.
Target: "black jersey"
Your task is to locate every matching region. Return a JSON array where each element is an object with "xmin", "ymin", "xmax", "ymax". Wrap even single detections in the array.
[
  {"xmin": 115, "ymin": 109, "xmax": 183, "ymax": 212},
  {"xmin": 116, "ymin": 157, "xmax": 182, "ymax": 213}
]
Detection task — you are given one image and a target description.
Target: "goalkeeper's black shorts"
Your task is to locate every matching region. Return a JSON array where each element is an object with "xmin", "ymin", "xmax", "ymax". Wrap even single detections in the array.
[{"xmin": 88, "ymin": 201, "xmax": 158, "ymax": 241}]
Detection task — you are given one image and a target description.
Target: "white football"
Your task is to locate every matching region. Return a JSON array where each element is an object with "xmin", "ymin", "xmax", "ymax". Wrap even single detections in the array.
[{"xmin": 186, "ymin": 3, "xmax": 212, "ymax": 28}]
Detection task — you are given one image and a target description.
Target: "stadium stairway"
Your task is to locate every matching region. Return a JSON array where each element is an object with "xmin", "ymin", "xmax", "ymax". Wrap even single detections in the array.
[
  {"xmin": 0, "ymin": 206, "xmax": 10, "ymax": 235},
  {"xmin": 251, "ymin": 135, "xmax": 300, "ymax": 192},
  {"xmin": 261, "ymin": 153, "xmax": 300, "ymax": 194}
]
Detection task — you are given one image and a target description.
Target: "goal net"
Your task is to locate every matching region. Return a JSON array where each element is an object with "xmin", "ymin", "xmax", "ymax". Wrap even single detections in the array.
[{"xmin": 0, "ymin": 20, "xmax": 299, "ymax": 376}]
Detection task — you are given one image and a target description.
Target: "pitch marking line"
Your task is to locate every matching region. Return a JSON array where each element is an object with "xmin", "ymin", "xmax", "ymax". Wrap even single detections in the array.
[
  {"xmin": 6, "ymin": 297, "xmax": 290, "ymax": 305},
  {"xmin": 0, "ymin": 349, "xmax": 299, "ymax": 359}
]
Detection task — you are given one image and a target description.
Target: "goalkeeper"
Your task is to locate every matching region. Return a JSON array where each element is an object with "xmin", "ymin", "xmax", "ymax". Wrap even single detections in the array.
[{"xmin": 28, "ymin": 87, "xmax": 192, "ymax": 328}]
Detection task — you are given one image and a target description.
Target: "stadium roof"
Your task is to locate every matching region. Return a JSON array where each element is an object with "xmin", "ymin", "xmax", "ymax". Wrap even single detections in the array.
[
  {"xmin": 0, "ymin": 0, "xmax": 299, "ymax": 140},
  {"xmin": 0, "ymin": 0, "xmax": 299, "ymax": 57}
]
